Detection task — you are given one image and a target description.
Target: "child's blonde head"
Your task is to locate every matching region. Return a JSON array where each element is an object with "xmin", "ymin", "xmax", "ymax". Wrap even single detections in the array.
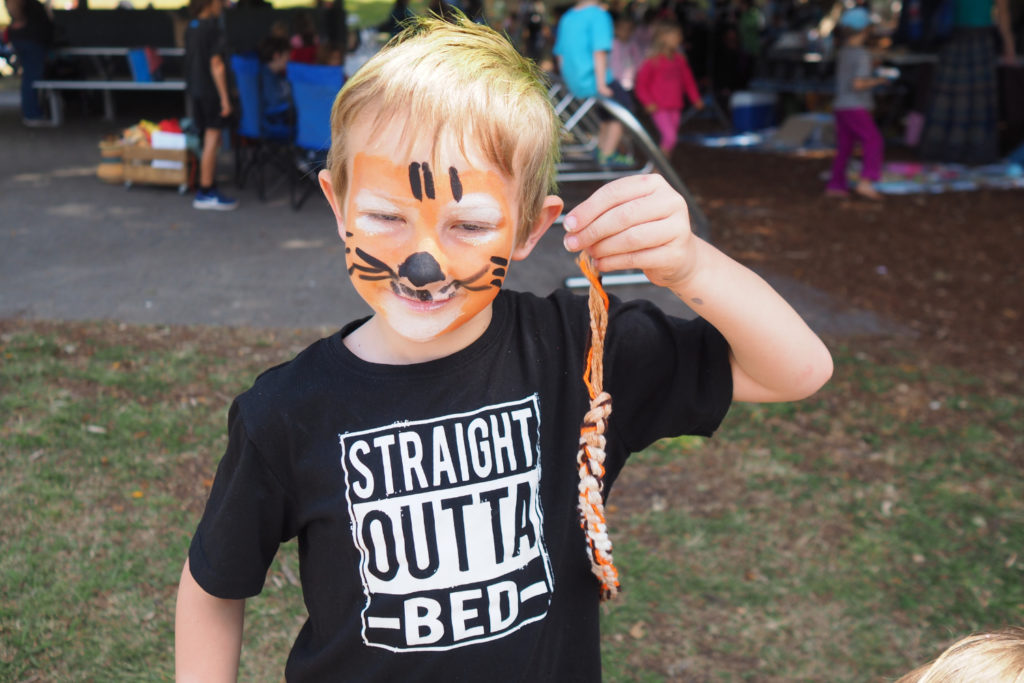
[
  {"xmin": 649, "ymin": 19, "xmax": 683, "ymax": 56},
  {"xmin": 325, "ymin": 13, "xmax": 560, "ymax": 245},
  {"xmin": 895, "ymin": 627, "xmax": 1024, "ymax": 683}
]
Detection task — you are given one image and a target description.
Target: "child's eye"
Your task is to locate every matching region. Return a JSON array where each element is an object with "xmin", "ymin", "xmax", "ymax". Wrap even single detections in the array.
[
  {"xmin": 455, "ymin": 223, "xmax": 492, "ymax": 232},
  {"xmin": 370, "ymin": 213, "xmax": 402, "ymax": 223}
]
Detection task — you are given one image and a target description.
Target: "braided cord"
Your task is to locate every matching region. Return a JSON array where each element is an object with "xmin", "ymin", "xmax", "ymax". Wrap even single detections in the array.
[{"xmin": 575, "ymin": 254, "xmax": 620, "ymax": 601}]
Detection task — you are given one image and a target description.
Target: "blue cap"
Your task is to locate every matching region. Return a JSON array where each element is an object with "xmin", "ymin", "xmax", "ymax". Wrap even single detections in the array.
[{"xmin": 839, "ymin": 7, "xmax": 870, "ymax": 31}]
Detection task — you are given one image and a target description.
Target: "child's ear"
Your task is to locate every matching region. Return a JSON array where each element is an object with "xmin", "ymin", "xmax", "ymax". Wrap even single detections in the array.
[
  {"xmin": 511, "ymin": 195, "xmax": 564, "ymax": 261},
  {"xmin": 318, "ymin": 169, "xmax": 346, "ymax": 239}
]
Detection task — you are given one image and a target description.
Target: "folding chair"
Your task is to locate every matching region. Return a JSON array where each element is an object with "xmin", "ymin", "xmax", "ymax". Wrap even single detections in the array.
[
  {"xmin": 286, "ymin": 61, "xmax": 345, "ymax": 210},
  {"xmin": 231, "ymin": 54, "xmax": 294, "ymax": 200}
]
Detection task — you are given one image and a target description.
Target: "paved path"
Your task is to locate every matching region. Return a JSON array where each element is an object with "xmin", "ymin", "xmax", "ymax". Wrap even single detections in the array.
[{"xmin": 0, "ymin": 100, "xmax": 901, "ymax": 336}]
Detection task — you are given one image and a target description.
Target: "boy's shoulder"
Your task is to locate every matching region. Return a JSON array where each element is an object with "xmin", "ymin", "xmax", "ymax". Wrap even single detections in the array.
[
  {"xmin": 563, "ymin": 3, "xmax": 611, "ymax": 22},
  {"xmin": 235, "ymin": 331, "xmax": 343, "ymax": 418}
]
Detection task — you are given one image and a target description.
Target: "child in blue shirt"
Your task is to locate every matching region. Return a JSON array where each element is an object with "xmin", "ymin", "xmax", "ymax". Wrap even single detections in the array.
[{"xmin": 554, "ymin": 0, "xmax": 636, "ymax": 166}]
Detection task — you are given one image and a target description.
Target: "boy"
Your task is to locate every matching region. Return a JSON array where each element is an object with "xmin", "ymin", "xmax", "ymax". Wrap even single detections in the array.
[
  {"xmin": 553, "ymin": 0, "xmax": 633, "ymax": 167},
  {"xmin": 176, "ymin": 16, "xmax": 832, "ymax": 681},
  {"xmin": 184, "ymin": 0, "xmax": 238, "ymax": 210}
]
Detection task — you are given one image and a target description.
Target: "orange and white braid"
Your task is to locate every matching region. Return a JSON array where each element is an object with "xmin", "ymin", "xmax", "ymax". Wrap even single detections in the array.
[{"xmin": 575, "ymin": 253, "xmax": 620, "ymax": 601}]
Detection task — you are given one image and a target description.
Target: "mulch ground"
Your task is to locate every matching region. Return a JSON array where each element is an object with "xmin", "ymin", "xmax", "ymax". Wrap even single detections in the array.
[{"xmin": 673, "ymin": 142, "xmax": 1024, "ymax": 380}]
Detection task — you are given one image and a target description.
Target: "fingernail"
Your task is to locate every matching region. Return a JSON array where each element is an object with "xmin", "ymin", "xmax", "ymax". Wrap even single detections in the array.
[
  {"xmin": 563, "ymin": 215, "xmax": 576, "ymax": 231},
  {"xmin": 563, "ymin": 234, "xmax": 578, "ymax": 251}
]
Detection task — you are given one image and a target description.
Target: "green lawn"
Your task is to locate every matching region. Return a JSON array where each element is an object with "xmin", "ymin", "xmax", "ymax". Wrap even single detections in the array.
[{"xmin": 1, "ymin": 321, "xmax": 1020, "ymax": 681}]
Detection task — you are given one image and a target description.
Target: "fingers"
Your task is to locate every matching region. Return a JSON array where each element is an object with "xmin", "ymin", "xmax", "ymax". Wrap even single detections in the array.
[
  {"xmin": 563, "ymin": 174, "xmax": 687, "ymax": 254},
  {"xmin": 578, "ymin": 217, "xmax": 677, "ymax": 264}
]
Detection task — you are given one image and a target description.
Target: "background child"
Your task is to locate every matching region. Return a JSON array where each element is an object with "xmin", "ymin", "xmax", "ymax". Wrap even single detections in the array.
[
  {"xmin": 256, "ymin": 35, "xmax": 293, "ymax": 132},
  {"xmin": 894, "ymin": 627, "xmax": 1024, "ymax": 682},
  {"xmin": 289, "ymin": 10, "xmax": 320, "ymax": 64},
  {"xmin": 3, "ymin": 0, "xmax": 54, "ymax": 126},
  {"xmin": 635, "ymin": 19, "xmax": 703, "ymax": 154},
  {"xmin": 610, "ymin": 12, "xmax": 644, "ymax": 93},
  {"xmin": 184, "ymin": 0, "xmax": 238, "ymax": 210},
  {"xmin": 176, "ymin": 15, "xmax": 832, "ymax": 680},
  {"xmin": 825, "ymin": 7, "xmax": 889, "ymax": 200},
  {"xmin": 554, "ymin": 0, "xmax": 635, "ymax": 167}
]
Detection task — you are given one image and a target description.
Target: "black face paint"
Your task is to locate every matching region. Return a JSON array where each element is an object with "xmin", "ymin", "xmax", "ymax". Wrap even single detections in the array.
[
  {"xmin": 449, "ymin": 167, "xmax": 463, "ymax": 203},
  {"xmin": 349, "ymin": 246, "xmax": 507, "ymax": 301},
  {"xmin": 488, "ymin": 256, "xmax": 509, "ymax": 288},
  {"xmin": 408, "ymin": 162, "xmax": 422, "ymax": 201},
  {"xmin": 349, "ymin": 247, "xmax": 397, "ymax": 278},
  {"xmin": 421, "ymin": 163, "xmax": 435, "ymax": 200},
  {"xmin": 409, "ymin": 161, "xmax": 441, "ymax": 202},
  {"xmin": 397, "ymin": 252, "xmax": 446, "ymax": 287}
]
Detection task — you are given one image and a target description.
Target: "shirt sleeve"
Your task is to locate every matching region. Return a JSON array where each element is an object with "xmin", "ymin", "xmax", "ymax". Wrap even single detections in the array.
[
  {"xmin": 593, "ymin": 10, "xmax": 614, "ymax": 53},
  {"xmin": 188, "ymin": 400, "xmax": 297, "ymax": 600},
  {"xmin": 200, "ymin": 21, "xmax": 227, "ymax": 63},
  {"xmin": 603, "ymin": 298, "xmax": 733, "ymax": 454}
]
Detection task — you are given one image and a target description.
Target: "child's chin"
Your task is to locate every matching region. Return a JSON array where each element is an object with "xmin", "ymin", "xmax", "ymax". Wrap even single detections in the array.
[{"xmin": 380, "ymin": 300, "xmax": 463, "ymax": 343}]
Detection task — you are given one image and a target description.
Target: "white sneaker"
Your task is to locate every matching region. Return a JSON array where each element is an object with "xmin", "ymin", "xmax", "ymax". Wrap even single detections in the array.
[{"xmin": 193, "ymin": 189, "xmax": 239, "ymax": 211}]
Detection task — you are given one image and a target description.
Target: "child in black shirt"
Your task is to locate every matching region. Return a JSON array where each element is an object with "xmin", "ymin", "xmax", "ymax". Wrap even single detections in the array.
[{"xmin": 176, "ymin": 15, "xmax": 832, "ymax": 680}]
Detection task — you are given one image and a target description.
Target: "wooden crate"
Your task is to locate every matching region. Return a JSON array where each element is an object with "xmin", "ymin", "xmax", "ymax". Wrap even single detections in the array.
[{"xmin": 121, "ymin": 144, "xmax": 193, "ymax": 191}]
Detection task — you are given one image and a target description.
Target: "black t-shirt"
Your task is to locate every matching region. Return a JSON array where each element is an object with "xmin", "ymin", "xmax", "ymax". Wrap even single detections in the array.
[
  {"xmin": 184, "ymin": 17, "xmax": 227, "ymax": 100},
  {"xmin": 188, "ymin": 289, "xmax": 733, "ymax": 681}
]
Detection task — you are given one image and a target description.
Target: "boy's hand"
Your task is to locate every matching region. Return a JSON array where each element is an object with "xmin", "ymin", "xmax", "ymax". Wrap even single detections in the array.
[{"xmin": 562, "ymin": 174, "xmax": 698, "ymax": 290}]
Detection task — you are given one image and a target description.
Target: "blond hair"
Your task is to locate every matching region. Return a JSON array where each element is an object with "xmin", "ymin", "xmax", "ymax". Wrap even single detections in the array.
[
  {"xmin": 325, "ymin": 13, "xmax": 560, "ymax": 245},
  {"xmin": 648, "ymin": 19, "xmax": 683, "ymax": 58},
  {"xmin": 895, "ymin": 628, "xmax": 1024, "ymax": 683}
]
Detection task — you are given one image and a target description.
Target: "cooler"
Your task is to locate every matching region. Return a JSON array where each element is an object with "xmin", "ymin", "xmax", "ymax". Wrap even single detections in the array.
[{"xmin": 730, "ymin": 91, "xmax": 778, "ymax": 132}]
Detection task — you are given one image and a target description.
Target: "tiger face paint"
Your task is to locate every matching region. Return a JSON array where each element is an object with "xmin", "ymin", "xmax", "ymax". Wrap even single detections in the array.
[{"xmin": 342, "ymin": 151, "xmax": 517, "ymax": 343}]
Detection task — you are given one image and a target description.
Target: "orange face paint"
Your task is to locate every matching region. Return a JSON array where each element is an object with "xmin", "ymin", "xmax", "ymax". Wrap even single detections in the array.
[{"xmin": 343, "ymin": 152, "xmax": 517, "ymax": 342}]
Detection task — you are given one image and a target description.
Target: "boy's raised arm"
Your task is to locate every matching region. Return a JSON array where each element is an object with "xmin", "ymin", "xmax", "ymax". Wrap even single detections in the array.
[
  {"xmin": 562, "ymin": 174, "xmax": 833, "ymax": 403},
  {"xmin": 175, "ymin": 558, "xmax": 245, "ymax": 682}
]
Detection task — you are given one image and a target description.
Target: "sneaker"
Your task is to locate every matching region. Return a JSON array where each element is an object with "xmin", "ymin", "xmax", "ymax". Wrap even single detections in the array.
[
  {"xmin": 193, "ymin": 189, "xmax": 239, "ymax": 211},
  {"xmin": 597, "ymin": 152, "xmax": 636, "ymax": 169}
]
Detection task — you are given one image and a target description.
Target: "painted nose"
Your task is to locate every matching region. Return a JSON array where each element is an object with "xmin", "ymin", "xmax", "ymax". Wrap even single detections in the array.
[{"xmin": 398, "ymin": 252, "xmax": 445, "ymax": 287}]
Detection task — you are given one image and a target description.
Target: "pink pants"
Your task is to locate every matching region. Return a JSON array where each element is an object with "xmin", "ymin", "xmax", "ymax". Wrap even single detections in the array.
[
  {"xmin": 827, "ymin": 108, "xmax": 884, "ymax": 191},
  {"xmin": 651, "ymin": 109, "xmax": 681, "ymax": 153}
]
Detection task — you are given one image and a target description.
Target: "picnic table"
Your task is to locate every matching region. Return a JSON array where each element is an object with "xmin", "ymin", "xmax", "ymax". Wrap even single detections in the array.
[{"xmin": 35, "ymin": 46, "xmax": 187, "ymax": 125}]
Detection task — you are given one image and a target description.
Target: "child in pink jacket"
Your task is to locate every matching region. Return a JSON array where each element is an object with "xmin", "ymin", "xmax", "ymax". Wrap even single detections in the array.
[{"xmin": 635, "ymin": 19, "xmax": 703, "ymax": 153}]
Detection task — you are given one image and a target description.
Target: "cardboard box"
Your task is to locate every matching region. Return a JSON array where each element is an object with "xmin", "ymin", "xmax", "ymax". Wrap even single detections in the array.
[{"xmin": 121, "ymin": 144, "xmax": 191, "ymax": 188}]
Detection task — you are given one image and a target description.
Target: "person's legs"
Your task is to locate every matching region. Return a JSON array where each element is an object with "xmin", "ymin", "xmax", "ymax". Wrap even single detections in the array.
[
  {"xmin": 200, "ymin": 127, "xmax": 222, "ymax": 189},
  {"xmin": 597, "ymin": 120, "xmax": 624, "ymax": 158},
  {"xmin": 826, "ymin": 110, "xmax": 855, "ymax": 193},
  {"xmin": 597, "ymin": 80, "xmax": 634, "ymax": 160},
  {"xmin": 841, "ymin": 108, "xmax": 884, "ymax": 199},
  {"xmin": 852, "ymin": 112, "xmax": 884, "ymax": 182},
  {"xmin": 11, "ymin": 39, "xmax": 47, "ymax": 122},
  {"xmin": 193, "ymin": 117, "xmax": 238, "ymax": 210},
  {"xmin": 652, "ymin": 109, "xmax": 680, "ymax": 153}
]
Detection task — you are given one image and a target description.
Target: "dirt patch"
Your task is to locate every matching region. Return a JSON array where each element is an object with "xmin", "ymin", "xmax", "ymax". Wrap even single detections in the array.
[{"xmin": 673, "ymin": 143, "xmax": 1024, "ymax": 378}]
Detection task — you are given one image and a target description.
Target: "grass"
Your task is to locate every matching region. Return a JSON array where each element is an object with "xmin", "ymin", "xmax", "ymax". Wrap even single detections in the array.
[{"xmin": 1, "ymin": 322, "xmax": 1021, "ymax": 681}]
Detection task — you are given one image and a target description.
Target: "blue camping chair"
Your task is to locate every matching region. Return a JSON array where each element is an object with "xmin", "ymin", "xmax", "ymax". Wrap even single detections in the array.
[
  {"xmin": 286, "ymin": 62, "xmax": 344, "ymax": 210},
  {"xmin": 231, "ymin": 54, "xmax": 294, "ymax": 200},
  {"xmin": 127, "ymin": 48, "xmax": 156, "ymax": 82}
]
